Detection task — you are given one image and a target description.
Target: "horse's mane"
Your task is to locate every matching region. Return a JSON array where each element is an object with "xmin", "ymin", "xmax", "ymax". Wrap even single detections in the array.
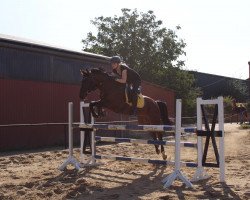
[
  {"xmin": 90, "ymin": 68, "xmax": 115, "ymax": 81},
  {"xmin": 90, "ymin": 67, "xmax": 105, "ymax": 73},
  {"xmin": 90, "ymin": 68, "xmax": 110, "ymax": 77}
]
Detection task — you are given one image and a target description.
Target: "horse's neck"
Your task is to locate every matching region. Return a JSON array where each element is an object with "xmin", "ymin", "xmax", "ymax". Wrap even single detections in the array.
[
  {"xmin": 98, "ymin": 81, "xmax": 125, "ymax": 97},
  {"xmin": 97, "ymin": 81, "xmax": 126, "ymax": 113}
]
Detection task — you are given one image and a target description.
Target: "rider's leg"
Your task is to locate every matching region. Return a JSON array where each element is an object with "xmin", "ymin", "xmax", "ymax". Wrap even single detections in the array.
[
  {"xmin": 130, "ymin": 83, "xmax": 140, "ymax": 116},
  {"xmin": 127, "ymin": 85, "xmax": 133, "ymax": 103},
  {"xmin": 131, "ymin": 90, "xmax": 138, "ymax": 116}
]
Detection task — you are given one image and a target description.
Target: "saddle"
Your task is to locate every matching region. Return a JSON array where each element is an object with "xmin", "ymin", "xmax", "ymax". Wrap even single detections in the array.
[{"xmin": 125, "ymin": 90, "xmax": 145, "ymax": 108}]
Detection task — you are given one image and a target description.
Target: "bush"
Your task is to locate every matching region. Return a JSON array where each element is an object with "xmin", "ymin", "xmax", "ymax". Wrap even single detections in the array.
[{"xmin": 223, "ymin": 96, "xmax": 233, "ymax": 114}]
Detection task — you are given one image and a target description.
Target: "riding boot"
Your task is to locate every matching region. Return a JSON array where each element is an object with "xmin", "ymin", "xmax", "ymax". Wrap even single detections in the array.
[{"xmin": 130, "ymin": 93, "xmax": 138, "ymax": 116}]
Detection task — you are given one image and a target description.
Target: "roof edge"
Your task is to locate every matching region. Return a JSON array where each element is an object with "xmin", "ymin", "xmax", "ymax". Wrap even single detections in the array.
[{"xmin": 0, "ymin": 33, "xmax": 110, "ymax": 60}]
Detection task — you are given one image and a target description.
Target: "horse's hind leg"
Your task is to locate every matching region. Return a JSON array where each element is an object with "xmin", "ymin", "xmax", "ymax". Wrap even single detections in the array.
[
  {"xmin": 244, "ymin": 112, "xmax": 249, "ymax": 123},
  {"xmin": 139, "ymin": 116, "xmax": 161, "ymax": 155},
  {"xmin": 150, "ymin": 133, "xmax": 160, "ymax": 155},
  {"xmin": 240, "ymin": 113, "xmax": 243, "ymax": 124},
  {"xmin": 157, "ymin": 133, "xmax": 167, "ymax": 160}
]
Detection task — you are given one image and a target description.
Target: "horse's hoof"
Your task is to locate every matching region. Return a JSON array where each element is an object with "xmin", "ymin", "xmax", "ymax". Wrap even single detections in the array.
[
  {"xmin": 162, "ymin": 152, "xmax": 167, "ymax": 160},
  {"xmin": 156, "ymin": 149, "xmax": 160, "ymax": 155}
]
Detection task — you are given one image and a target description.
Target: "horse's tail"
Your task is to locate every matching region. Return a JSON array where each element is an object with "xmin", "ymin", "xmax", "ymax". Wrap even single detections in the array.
[{"xmin": 156, "ymin": 100, "xmax": 174, "ymax": 125}]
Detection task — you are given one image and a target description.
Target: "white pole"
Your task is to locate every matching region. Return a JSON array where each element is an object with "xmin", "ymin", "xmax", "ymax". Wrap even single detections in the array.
[
  {"xmin": 175, "ymin": 99, "xmax": 182, "ymax": 171},
  {"xmin": 89, "ymin": 110, "xmax": 96, "ymax": 164},
  {"xmin": 79, "ymin": 102, "xmax": 97, "ymax": 166},
  {"xmin": 80, "ymin": 101, "xmax": 85, "ymax": 162},
  {"xmin": 68, "ymin": 102, "xmax": 73, "ymax": 157},
  {"xmin": 218, "ymin": 96, "xmax": 225, "ymax": 182},
  {"xmin": 162, "ymin": 99, "xmax": 193, "ymax": 188},
  {"xmin": 196, "ymin": 98, "xmax": 203, "ymax": 176},
  {"xmin": 191, "ymin": 98, "xmax": 209, "ymax": 181},
  {"xmin": 91, "ymin": 113, "xmax": 96, "ymax": 164}
]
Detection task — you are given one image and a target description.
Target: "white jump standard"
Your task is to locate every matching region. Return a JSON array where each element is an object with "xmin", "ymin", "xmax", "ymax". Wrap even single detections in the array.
[{"xmin": 59, "ymin": 102, "xmax": 81, "ymax": 171}]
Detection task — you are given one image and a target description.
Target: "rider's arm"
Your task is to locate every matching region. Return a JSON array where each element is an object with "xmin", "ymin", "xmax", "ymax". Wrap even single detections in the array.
[{"xmin": 116, "ymin": 69, "xmax": 127, "ymax": 83}]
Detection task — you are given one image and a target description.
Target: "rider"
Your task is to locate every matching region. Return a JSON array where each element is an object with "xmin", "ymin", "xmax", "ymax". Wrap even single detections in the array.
[{"xmin": 110, "ymin": 56, "xmax": 141, "ymax": 117}]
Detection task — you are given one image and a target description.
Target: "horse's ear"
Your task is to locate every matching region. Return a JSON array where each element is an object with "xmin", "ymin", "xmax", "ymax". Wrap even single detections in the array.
[
  {"xmin": 80, "ymin": 69, "xmax": 88, "ymax": 76},
  {"xmin": 86, "ymin": 68, "xmax": 91, "ymax": 74}
]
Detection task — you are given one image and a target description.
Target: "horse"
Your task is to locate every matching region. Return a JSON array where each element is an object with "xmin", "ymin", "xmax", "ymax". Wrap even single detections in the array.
[
  {"xmin": 79, "ymin": 68, "xmax": 173, "ymax": 160},
  {"xmin": 231, "ymin": 99, "xmax": 249, "ymax": 124}
]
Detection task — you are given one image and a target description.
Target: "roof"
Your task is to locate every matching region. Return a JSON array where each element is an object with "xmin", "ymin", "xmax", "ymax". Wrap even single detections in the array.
[
  {"xmin": 0, "ymin": 33, "xmax": 110, "ymax": 61},
  {"xmin": 188, "ymin": 70, "xmax": 246, "ymax": 81}
]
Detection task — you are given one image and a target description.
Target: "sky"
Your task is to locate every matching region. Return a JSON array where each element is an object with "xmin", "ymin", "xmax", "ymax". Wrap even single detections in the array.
[{"xmin": 0, "ymin": 0, "xmax": 250, "ymax": 79}]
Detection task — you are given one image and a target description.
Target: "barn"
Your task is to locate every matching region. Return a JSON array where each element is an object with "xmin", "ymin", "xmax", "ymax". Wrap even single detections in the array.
[
  {"xmin": 189, "ymin": 70, "xmax": 250, "ymax": 101},
  {"xmin": 0, "ymin": 34, "xmax": 175, "ymax": 151}
]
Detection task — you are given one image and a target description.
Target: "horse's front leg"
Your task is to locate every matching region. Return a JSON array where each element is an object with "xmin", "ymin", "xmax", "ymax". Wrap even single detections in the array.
[{"xmin": 90, "ymin": 100, "xmax": 103, "ymax": 118}]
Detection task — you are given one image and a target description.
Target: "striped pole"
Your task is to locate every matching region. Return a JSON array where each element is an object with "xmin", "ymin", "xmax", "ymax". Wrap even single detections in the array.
[
  {"xmin": 79, "ymin": 123, "xmax": 196, "ymax": 133},
  {"xmin": 94, "ymin": 154, "xmax": 197, "ymax": 167},
  {"xmin": 95, "ymin": 136, "xmax": 197, "ymax": 148}
]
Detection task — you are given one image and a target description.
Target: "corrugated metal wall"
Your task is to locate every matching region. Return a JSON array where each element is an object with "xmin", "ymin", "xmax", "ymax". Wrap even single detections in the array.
[
  {"xmin": 0, "ymin": 36, "xmax": 175, "ymax": 151},
  {"xmin": 0, "ymin": 79, "xmax": 80, "ymax": 150}
]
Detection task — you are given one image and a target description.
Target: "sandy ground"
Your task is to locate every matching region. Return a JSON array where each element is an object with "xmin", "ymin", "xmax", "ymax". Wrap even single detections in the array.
[{"xmin": 0, "ymin": 123, "xmax": 249, "ymax": 200}]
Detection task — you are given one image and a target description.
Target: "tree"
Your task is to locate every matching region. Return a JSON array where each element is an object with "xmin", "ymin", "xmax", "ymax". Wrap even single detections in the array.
[
  {"xmin": 82, "ymin": 8, "xmax": 201, "ymax": 113},
  {"xmin": 227, "ymin": 79, "xmax": 249, "ymax": 101}
]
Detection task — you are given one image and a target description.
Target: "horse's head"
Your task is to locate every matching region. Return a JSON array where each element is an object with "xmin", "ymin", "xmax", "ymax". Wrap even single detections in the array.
[
  {"xmin": 79, "ymin": 69, "xmax": 97, "ymax": 100},
  {"xmin": 79, "ymin": 68, "xmax": 110, "ymax": 100}
]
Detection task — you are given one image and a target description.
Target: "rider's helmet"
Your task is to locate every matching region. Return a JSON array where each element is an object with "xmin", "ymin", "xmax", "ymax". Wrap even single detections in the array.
[{"xmin": 110, "ymin": 56, "xmax": 121, "ymax": 64}]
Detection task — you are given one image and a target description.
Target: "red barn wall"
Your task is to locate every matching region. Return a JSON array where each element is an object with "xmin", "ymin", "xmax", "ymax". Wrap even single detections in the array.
[
  {"xmin": 0, "ymin": 78, "xmax": 175, "ymax": 151},
  {"xmin": 0, "ymin": 79, "xmax": 80, "ymax": 150}
]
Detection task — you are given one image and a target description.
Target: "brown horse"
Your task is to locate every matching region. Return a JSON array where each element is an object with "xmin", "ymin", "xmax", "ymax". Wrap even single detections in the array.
[
  {"xmin": 79, "ymin": 68, "xmax": 173, "ymax": 160},
  {"xmin": 231, "ymin": 99, "xmax": 249, "ymax": 124}
]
